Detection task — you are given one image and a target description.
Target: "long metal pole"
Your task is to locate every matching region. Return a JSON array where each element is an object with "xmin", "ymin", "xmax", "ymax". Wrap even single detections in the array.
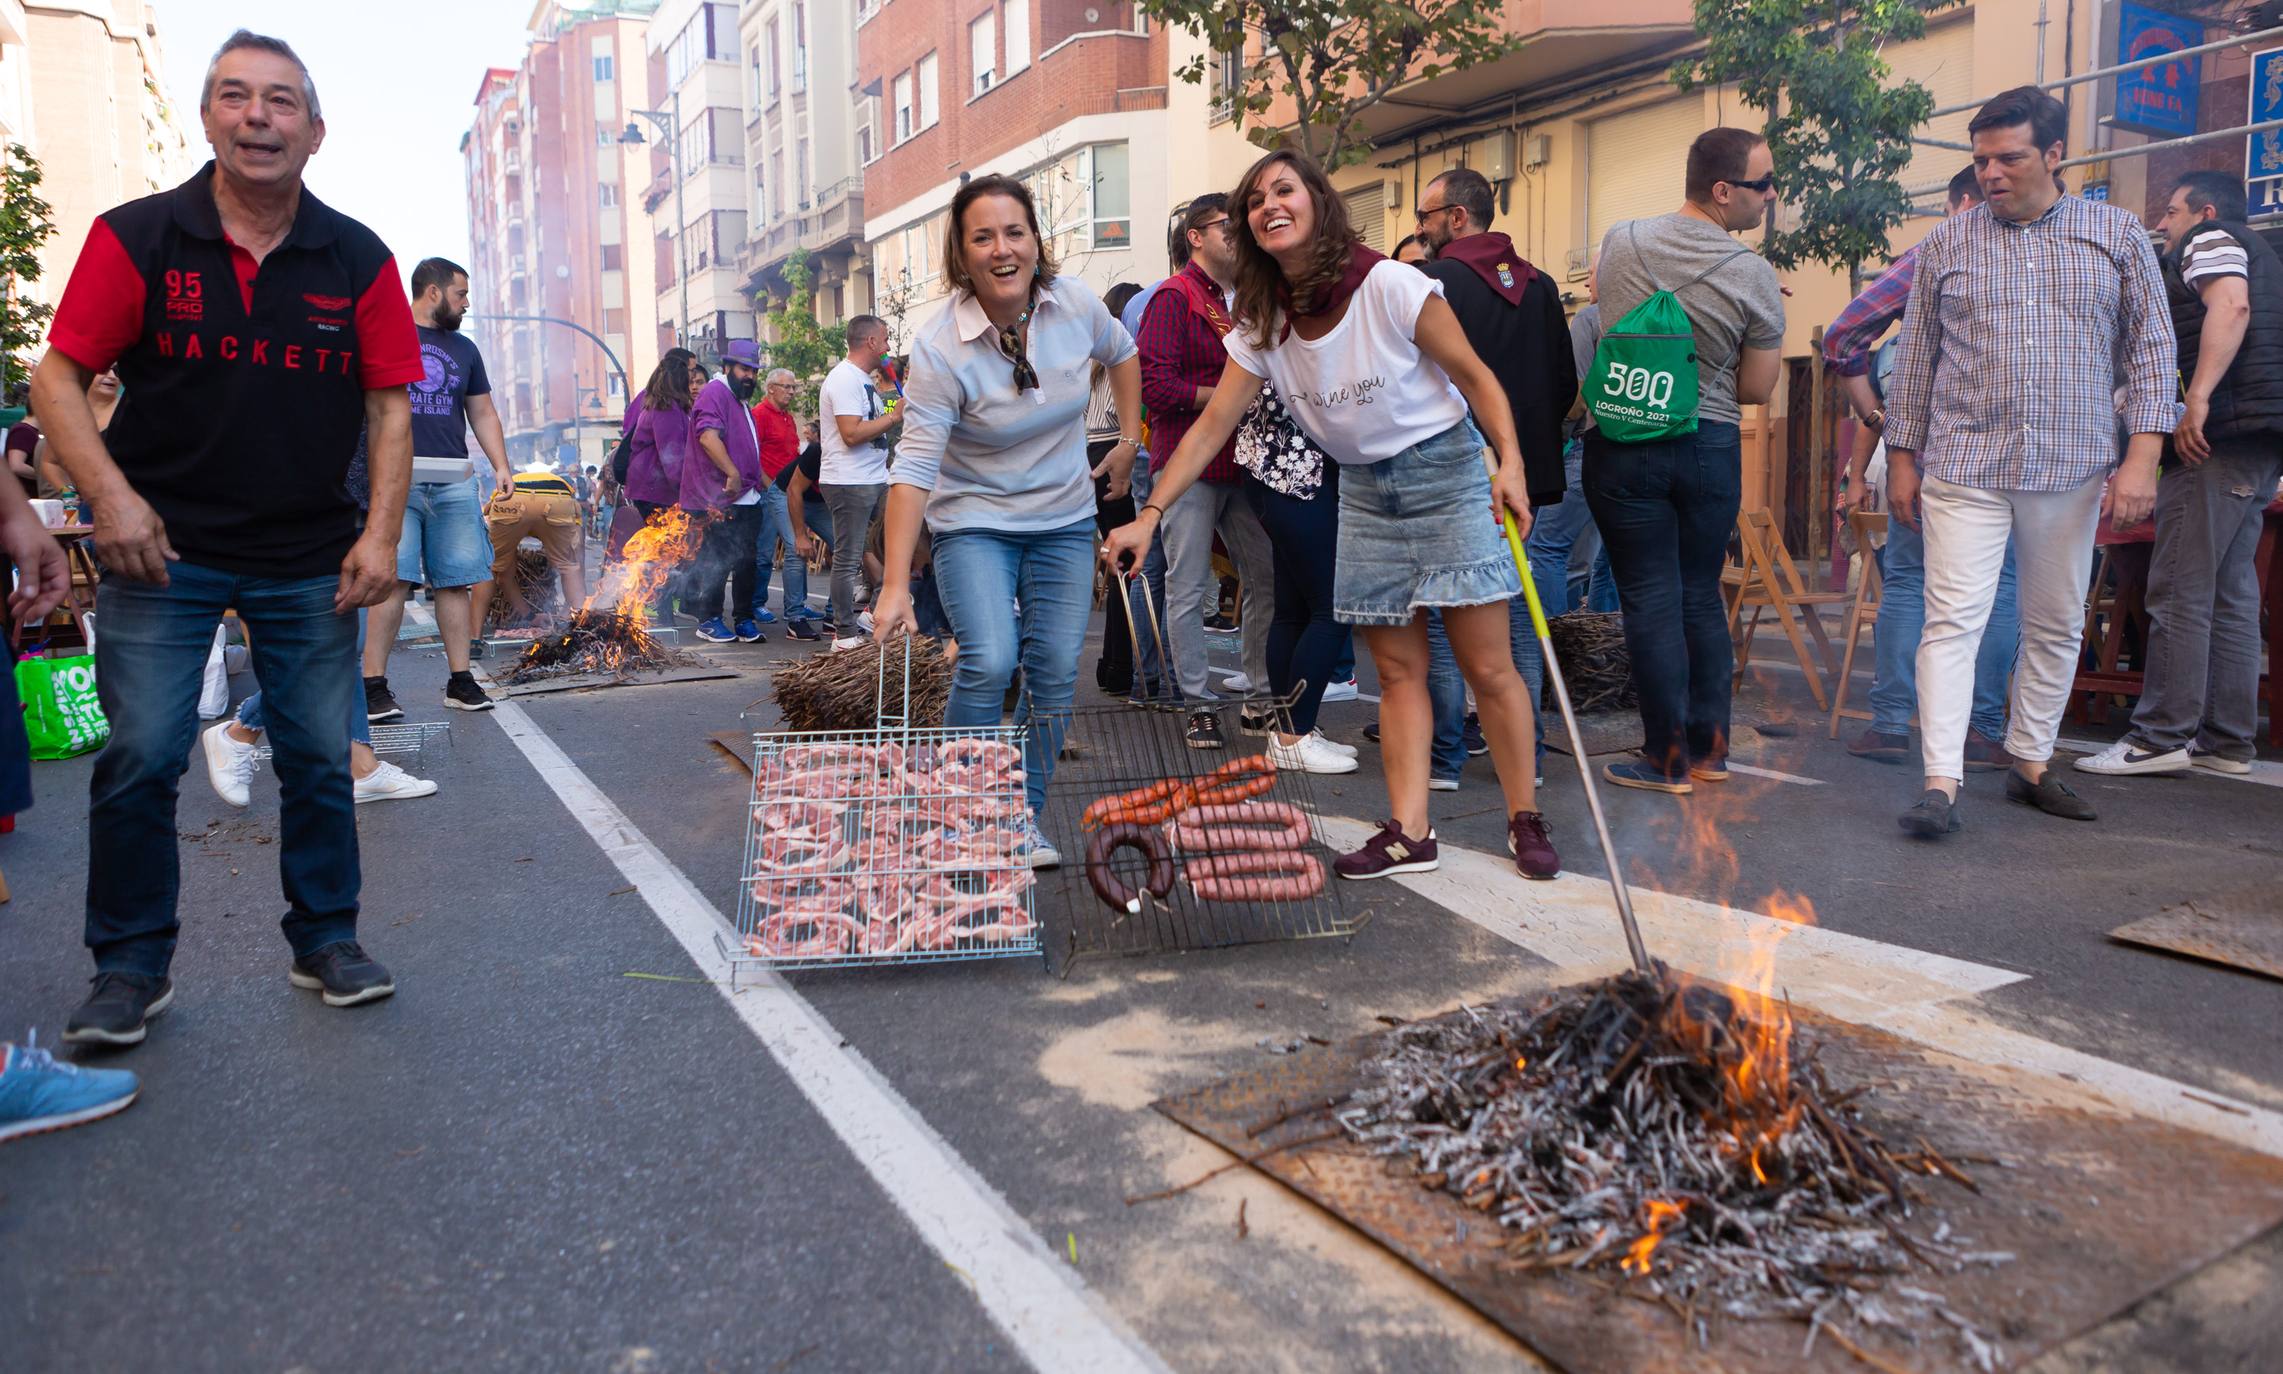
[
  {"xmin": 471, "ymin": 312, "xmax": 630, "ymax": 408},
  {"xmin": 1485, "ymin": 456, "xmax": 1652, "ymax": 973},
  {"xmin": 671, "ymin": 87, "xmax": 691, "ymax": 350},
  {"xmin": 1926, "ymin": 23, "xmax": 2283, "ymax": 119}
]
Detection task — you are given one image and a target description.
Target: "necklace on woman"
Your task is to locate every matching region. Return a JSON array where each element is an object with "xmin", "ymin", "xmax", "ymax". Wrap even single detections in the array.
[{"xmin": 993, "ymin": 292, "xmax": 1041, "ymax": 394}]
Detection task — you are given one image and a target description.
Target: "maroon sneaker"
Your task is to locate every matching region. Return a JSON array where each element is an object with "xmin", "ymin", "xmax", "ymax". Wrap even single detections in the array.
[
  {"xmin": 1962, "ymin": 730, "xmax": 2013, "ymax": 772},
  {"xmin": 1507, "ymin": 811, "xmax": 1560, "ymax": 880},
  {"xmin": 1333, "ymin": 819, "xmax": 1439, "ymax": 880}
]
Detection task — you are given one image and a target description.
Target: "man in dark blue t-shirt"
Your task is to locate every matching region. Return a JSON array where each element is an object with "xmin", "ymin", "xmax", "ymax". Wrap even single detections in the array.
[{"xmin": 363, "ymin": 256, "xmax": 512, "ymax": 717}]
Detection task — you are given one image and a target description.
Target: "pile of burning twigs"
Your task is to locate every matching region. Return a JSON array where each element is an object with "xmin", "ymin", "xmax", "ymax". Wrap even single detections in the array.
[
  {"xmin": 773, "ymin": 635, "xmax": 951, "ymax": 731},
  {"xmin": 1545, "ymin": 611, "xmax": 1636, "ymax": 714},
  {"xmin": 1338, "ymin": 971, "xmax": 2011, "ymax": 1369},
  {"xmin": 501, "ymin": 608, "xmax": 691, "ymax": 684}
]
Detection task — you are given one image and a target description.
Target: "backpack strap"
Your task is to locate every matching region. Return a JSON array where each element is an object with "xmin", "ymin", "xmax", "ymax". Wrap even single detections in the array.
[
  {"xmin": 1674, "ymin": 245, "xmax": 1755, "ymax": 294},
  {"xmin": 1626, "ymin": 222, "xmax": 1664, "ymax": 294}
]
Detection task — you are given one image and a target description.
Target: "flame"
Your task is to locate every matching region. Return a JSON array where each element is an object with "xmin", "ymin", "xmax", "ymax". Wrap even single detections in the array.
[
  {"xmin": 1620, "ymin": 1198, "xmax": 1686, "ymax": 1276},
  {"xmin": 592, "ymin": 506, "xmax": 701, "ymax": 631},
  {"xmin": 1513, "ymin": 1056, "xmax": 1528, "ymax": 1072}
]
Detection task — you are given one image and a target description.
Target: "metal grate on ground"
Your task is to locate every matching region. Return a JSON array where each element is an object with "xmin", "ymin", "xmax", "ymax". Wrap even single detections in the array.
[
  {"xmin": 1035, "ymin": 689, "xmax": 1362, "ymax": 971},
  {"xmin": 253, "ymin": 720, "xmax": 452, "ymax": 763}
]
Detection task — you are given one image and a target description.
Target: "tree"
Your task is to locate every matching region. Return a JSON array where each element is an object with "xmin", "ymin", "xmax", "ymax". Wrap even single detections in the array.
[
  {"xmin": 1139, "ymin": 0, "xmax": 1516, "ymax": 172},
  {"xmin": 0, "ymin": 143, "xmax": 57, "ymax": 396},
  {"xmin": 1673, "ymin": 0, "xmax": 1960, "ymax": 292},
  {"xmin": 755, "ymin": 247, "xmax": 848, "ymax": 419}
]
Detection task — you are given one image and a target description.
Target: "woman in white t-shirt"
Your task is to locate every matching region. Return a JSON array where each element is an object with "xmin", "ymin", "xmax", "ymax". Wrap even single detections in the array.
[{"xmin": 1104, "ymin": 150, "xmax": 1559, "ymax": 883}]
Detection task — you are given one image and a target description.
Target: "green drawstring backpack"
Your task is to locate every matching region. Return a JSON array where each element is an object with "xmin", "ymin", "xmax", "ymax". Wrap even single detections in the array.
[{"xmin": 1583, "ymin": 222, "xmax": 1751, "ymax": 443}]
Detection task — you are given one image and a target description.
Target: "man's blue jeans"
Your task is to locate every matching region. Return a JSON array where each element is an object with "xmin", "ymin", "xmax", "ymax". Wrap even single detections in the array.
[
  {"xmin": 238, "ymin": 607, "xmax": 373, "ymax": 746},
  {"xmin": 1871, "ymin": 520, "xmax": 2016, "ymax": 739},
  {"xmin": 772, "ymin": 490, "xmax": 835, "ymax": 617},
  {"xmin": 750, "ymin": 483, "xmax": 797, "ymax": 617},
  {"xmin": 1527, "ymin": 443, "xmax": 1619, "ymax": 615},
  {"xmin": 1425, "ymin": 601, "xmax": 1545, "ymax": 782},
  {"xmin": 89, "ymin": 560, "xmax": 361, "ymax": 977},
  {"xmin": 931, "ymin": 517, "xmax": 1096, "ymax": 818}
]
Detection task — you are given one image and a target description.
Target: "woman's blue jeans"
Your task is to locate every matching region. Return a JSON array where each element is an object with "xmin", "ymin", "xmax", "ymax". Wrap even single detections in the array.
[{"xmin": 929, "ymin": 517, "xmax": 1096, "ymax": 818}]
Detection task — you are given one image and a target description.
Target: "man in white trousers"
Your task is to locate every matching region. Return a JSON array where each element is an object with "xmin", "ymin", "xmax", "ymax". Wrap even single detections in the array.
[{"xmin": 1882, "ymin": 85, "xmax": 2173, "ymax": 837}]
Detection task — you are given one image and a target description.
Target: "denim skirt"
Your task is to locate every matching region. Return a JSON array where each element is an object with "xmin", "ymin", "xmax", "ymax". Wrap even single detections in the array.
[{"xmin": 1333, "ymin": 419, "xmax": 1521, "ymax": 626}]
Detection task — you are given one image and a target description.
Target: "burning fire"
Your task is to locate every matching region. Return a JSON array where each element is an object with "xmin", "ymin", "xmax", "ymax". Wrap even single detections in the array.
[
  {"xmin": 1620, "ymin": 1197, "xmax": 1687, "ymax": 1276},
  {"xmin": 592, "ymin": 506, "xmax": 701, "ymax": 630}
]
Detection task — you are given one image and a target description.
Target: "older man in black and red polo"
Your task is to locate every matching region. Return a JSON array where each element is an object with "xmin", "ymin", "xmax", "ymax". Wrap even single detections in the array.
[{"xmin": 32, "ymin": 30, "xmax": 422, "ymax": 1047}]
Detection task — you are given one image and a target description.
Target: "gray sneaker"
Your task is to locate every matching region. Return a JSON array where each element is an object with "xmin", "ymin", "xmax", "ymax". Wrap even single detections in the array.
[{"xmin": 1016, "ymin": 817, "xmax": 1061, "ymax": 869}]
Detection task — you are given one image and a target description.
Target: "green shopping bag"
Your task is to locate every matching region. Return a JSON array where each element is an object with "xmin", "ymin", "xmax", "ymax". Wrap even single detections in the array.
[
  {"xmin": 17, "ymin": 652, "xmax": 110, "ymax": 759},
  {"xmin": 1584, "ymin": 223, "xmax": 1752, "ymax": 443}
]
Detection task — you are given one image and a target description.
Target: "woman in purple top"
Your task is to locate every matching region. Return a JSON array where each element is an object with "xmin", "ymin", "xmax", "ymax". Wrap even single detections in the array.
[{"xmin": 623, "ymin": 348, "xmax": 697, "ymax": 519}]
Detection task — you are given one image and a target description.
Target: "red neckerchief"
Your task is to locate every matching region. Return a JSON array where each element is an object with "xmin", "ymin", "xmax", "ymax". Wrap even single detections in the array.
[
  {"xmin": 1165, "ymin": 261, "xmax": 1234, "ymax": 338},
  {"xmin": 1283, "ymin": 243, "xmax": 1384, "ymax": 323},
  {"xmin": 1434, "ymin": 231, "xmax": 1537, "ymax": 306}
]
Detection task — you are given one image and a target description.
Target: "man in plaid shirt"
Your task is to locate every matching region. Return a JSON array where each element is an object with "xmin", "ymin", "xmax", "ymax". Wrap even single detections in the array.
[
  {"xmin": 1822, "ymin": 165, "xmax": 2019, "ymax": 771},
  {"xmin": 1137, "ymin": 193, "xmax": 1275, "ymax": 750},
  {"xmin": 1884, "ymin": 86, "xmax": 2173, "ymax": 838}
]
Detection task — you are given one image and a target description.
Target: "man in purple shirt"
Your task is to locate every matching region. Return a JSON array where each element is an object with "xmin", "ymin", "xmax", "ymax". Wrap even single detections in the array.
[{"xmin": 684, "ymin": 339, "xmax": 768, "ymax": 642}]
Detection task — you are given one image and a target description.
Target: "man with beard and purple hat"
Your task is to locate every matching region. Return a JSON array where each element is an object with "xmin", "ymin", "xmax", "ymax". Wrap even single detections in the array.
[
  {"xmin": 685, "ymin": 339, "xmax": 769, "ymax": 642},
  {"xmin": 1413, "ymin": 167, "xmax": 1574, "ymax": 783}
]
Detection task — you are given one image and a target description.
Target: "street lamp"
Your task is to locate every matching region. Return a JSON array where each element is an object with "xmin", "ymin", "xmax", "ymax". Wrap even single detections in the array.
[{"xmin": 620, "ymin": 91, "xmax": 690, "ymax": 352}]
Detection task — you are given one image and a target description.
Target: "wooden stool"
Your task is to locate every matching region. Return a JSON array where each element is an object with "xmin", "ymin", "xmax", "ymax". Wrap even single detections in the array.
[
  {"xmin": 1724, "ymin": 509, "xmax": 1850, "ymax": 711},
  {"xmin": 1827, "ymin": 511, "xmax": 1888, "ymax": 738}
]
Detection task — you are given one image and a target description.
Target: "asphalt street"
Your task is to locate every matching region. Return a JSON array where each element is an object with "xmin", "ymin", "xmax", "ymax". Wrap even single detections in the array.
[{"xmin": 2, "ymin": 593, "xmax": 2279, "ymax": 1373}]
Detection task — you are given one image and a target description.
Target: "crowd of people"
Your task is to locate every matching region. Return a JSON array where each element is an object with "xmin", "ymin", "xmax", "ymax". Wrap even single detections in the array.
[{"xmin": 3, "ymin": 24, "xmax": 2276, "ymax": 1146}]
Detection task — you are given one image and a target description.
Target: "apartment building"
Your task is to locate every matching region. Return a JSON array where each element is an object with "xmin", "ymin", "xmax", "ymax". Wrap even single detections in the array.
[
  {"xmin": 643, "ymin": 0, "xmax": 755, "ymax": 359},
  {"xmin": 855, "ymin": 0, "xmax": 1172, "ymax": 346},
  {"xmin": 19, "ymin": 1, "xmax": 196, "ymax": 311},
  {"xmin": 739, "ymin": 0, "xmax": 869, "ymax": 328},
  {"xmin": 462, "ymin": 0, "xmax": 662, "ymax": 467}
]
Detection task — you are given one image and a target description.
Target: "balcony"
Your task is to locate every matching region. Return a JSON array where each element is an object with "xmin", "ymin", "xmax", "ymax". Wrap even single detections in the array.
[{"xmin": 737, "ymin": 176, "xmax": 866, "ymax": 292}]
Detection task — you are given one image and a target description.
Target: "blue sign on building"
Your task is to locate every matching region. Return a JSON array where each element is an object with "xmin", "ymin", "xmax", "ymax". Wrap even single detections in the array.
[
  {"xmin": 2250, "ymin": 48, "xmax": 2283, "ymax": 217},
  {"xmin": 2115, "ymin": 2, "xmax": 2202, "ymax": 138}
]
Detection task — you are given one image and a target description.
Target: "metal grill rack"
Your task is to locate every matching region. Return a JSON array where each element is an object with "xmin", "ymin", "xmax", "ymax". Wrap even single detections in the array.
[
  {"xmin": 721, "ymin": 642, "xmax": 1040, "ymax": 978},
  {"xmin": 1034, "ymin": 577, "xmax": 1361, "ymax": 969},
  {"xmin": 253, "ymin": 720, "xmax": 452, "ymax": 764}
]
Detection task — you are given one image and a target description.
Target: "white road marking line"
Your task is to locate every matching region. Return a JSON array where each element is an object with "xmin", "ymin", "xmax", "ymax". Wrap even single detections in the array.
[
  {"xmin": 1317, "ymin": 815, "xmax": 2283, "ymax": 1159},
  {"xmin": 488, "ymin": 701, "xmax": 1169, "ymax": 1374},
  {"xmin": 1725, "ymin": 761, "xmax": 1825, "ymax": 786},
  {"xmin": 2055, "ymin": 737, "xmax": 2283, "ymax": 790}
]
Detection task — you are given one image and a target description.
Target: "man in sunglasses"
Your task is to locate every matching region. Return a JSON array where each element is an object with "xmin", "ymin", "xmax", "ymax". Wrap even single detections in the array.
[{"xmin": 1585, "ymin": 126, "xmax": 1787, "ymax": 794}]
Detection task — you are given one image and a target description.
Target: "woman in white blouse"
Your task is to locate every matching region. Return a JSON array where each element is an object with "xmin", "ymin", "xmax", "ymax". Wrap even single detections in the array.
[
  {"xmin": 872, "ymin": 173, "xmax": 1143, "ymax": 868},
  {"xmin": 1103, "ymin": 149, "xmax": 1559, "ymax": 883}
]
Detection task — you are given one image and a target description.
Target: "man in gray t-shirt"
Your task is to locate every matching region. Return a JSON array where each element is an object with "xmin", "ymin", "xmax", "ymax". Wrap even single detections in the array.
[
  {"xmin": 1595, "ymin": 212, "xmax": 1785, "ymax": 425},
  {"xmin": 1582, "ymin": 127, "xmax": 1785, "ymax": 795}
]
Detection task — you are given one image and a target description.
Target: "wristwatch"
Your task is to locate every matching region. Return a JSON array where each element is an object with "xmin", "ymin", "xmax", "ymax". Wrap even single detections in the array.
[{"xmin": 1864, "ymin": 408, "xmax": 1887, "ymax": 431}]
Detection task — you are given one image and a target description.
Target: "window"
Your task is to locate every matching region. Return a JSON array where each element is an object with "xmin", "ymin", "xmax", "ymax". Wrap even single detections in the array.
[
  {"xmin": 665, "ymin": 2, "xmax": 738, "ymax": 88},
  {"xmin": 1212, "ymin": 43, "xmax": 1242, "ymax": 122},
  {"xmin": 1586, "ymin": 98, "xmax": 1701, "ymax": 250},
  {"xmin": 1341, "ymin": 184, "xmax": 1387, "ymax": 252},
  {"xmin": 971, "ymin": 13, "xmax": 996, "ymax": 97},
  {"xmin": 796, "ymin": 134, "xmax": 811, "ymax": 207},
  {"xmin": 1887, "ymin": 20, "xmax": 1976, "ymax": 196},
  {"xmin": 602, "ymin": 244, "xmax": 623, "ymax": 271},
  {"xmin": 893, "ymin": 72, "xmax": 914, "ymax": 141},
  {"xmin": 603, "ymin": 308, "xmax": 627, "ymax": 334},
  {"xmin": 771, "ymin": 148, "xmax": 785, "ymax": 218},
  {"xmin": 597, "ymin": 122, "xmax": 617, "ymax": 149},
  {"xmin": 917, "ymin": 52, "xmax": 940, "ymax": 131},
  {"xmin": 857, "ymin": 94, "xmax": 880, "ymax": 165},
  {"xmin": 1090, "ymin": 141, "xmax": 1130, "ymax": 247},
  {"xmin": 599, "ymin": 182, "xmax": 619, "ymax": 208},
  {"xmin": 765, "ymin": 19, "xmax": 781, "ymax": 101},
  {"xmin": 593, "ymin": 54, "xmax": 614, "ymax": 83},
  {"xmin": 712, "ymin": 210, "xmax": 748, "ymax": 262},
  {"xmin": 792, "ymin": 2, "xmax": 809, "ymax": 92},
  {"xmin": 1005, "ymin": 0, "xmax": 1029, "ymax": 74}
]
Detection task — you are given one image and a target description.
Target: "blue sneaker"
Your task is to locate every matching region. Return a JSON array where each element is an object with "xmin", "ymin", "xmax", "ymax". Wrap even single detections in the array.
[
  {"xmin": 695, "ymin": 617, "xmax": 736, "ymax": 643},
  {"xmin": 1016, "ymin": 816, "xmax": 1061, "ymax": 869},
  {"xmin": 0, "ymin": 1032, "xmax": 140, "ymax": 1143},
  {"xmin": 753, "ymin": 607, "xmax": 778, "ymax": 624},
  {"xmin": 735, "ymin": 619, "xmax": 766, "ymax": 643},
  {"xmin": 788, "ymin": 606, "xmax": 822, "ymax": 622}
]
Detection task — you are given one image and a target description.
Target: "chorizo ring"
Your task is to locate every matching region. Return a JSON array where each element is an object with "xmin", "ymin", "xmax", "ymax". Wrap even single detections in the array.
[
  {"xmin": 1083, "ymin": 821, "xmax": 1176, "ymax": 914},
  {"xmin": 1167, "ymin": 801, "xmax": 1312, "ymax": 853}
]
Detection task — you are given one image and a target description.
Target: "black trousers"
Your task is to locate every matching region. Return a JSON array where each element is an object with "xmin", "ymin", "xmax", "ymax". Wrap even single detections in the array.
[
  {"xmin": 691, "ymin": 503, "xmax": 762, "ymax": 624},
  {"xmin": 1091, "ymin": 441, "xmax": 1139, "ymax": 692}
]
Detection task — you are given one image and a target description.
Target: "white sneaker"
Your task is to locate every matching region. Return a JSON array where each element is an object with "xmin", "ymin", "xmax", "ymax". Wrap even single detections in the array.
[
  {"xmin": 2188, "ymin": 747, "xmax": 2252, "ymax": 776},
  {"xmin": 1427, "ymin": 776, "xmax": 1461, "ymax": 792},
  {"xmin": 201, "ymin": 721, "xmax": 258, "ymax": 808},
  {"xmin": 1314, "ymin": 732, "xmax": 1358, "ymax": 758},
  {"xmin": 2072, "ymin": 738, "xmax": 2190, "ymax": 776},
  {"xmin": 830, "ymin": 636, "xmax": 867, "ymax": 652},
  {"xmin": 857, "ymin": 610, "xmax": 876, "ymax": 634},
  {"xmin": 1220, "ymin": 672, "xmax": 1254, "ymax": 693},
  {"xmin": 353, "ymin": 760, "xmax": 438, "ymax": 803},
  {"xmin": 1269, "ymin": 731, "xmax": 1359, "ymax": 775},
  {"xmin": 1320, "ymin": 677, "xmax": 1360, "ymax": 703}
]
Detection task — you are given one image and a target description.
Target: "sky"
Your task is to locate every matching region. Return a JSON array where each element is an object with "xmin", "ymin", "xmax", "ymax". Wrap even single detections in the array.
[{"xmin": 156, "ymin": 0, "xmax": 543, "ymax": 278}]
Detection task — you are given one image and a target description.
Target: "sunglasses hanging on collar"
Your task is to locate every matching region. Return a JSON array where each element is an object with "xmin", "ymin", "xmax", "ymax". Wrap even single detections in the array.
[{"xmin": 992, "ymin": 299, "xmax": 1039, "ymax": 393}]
